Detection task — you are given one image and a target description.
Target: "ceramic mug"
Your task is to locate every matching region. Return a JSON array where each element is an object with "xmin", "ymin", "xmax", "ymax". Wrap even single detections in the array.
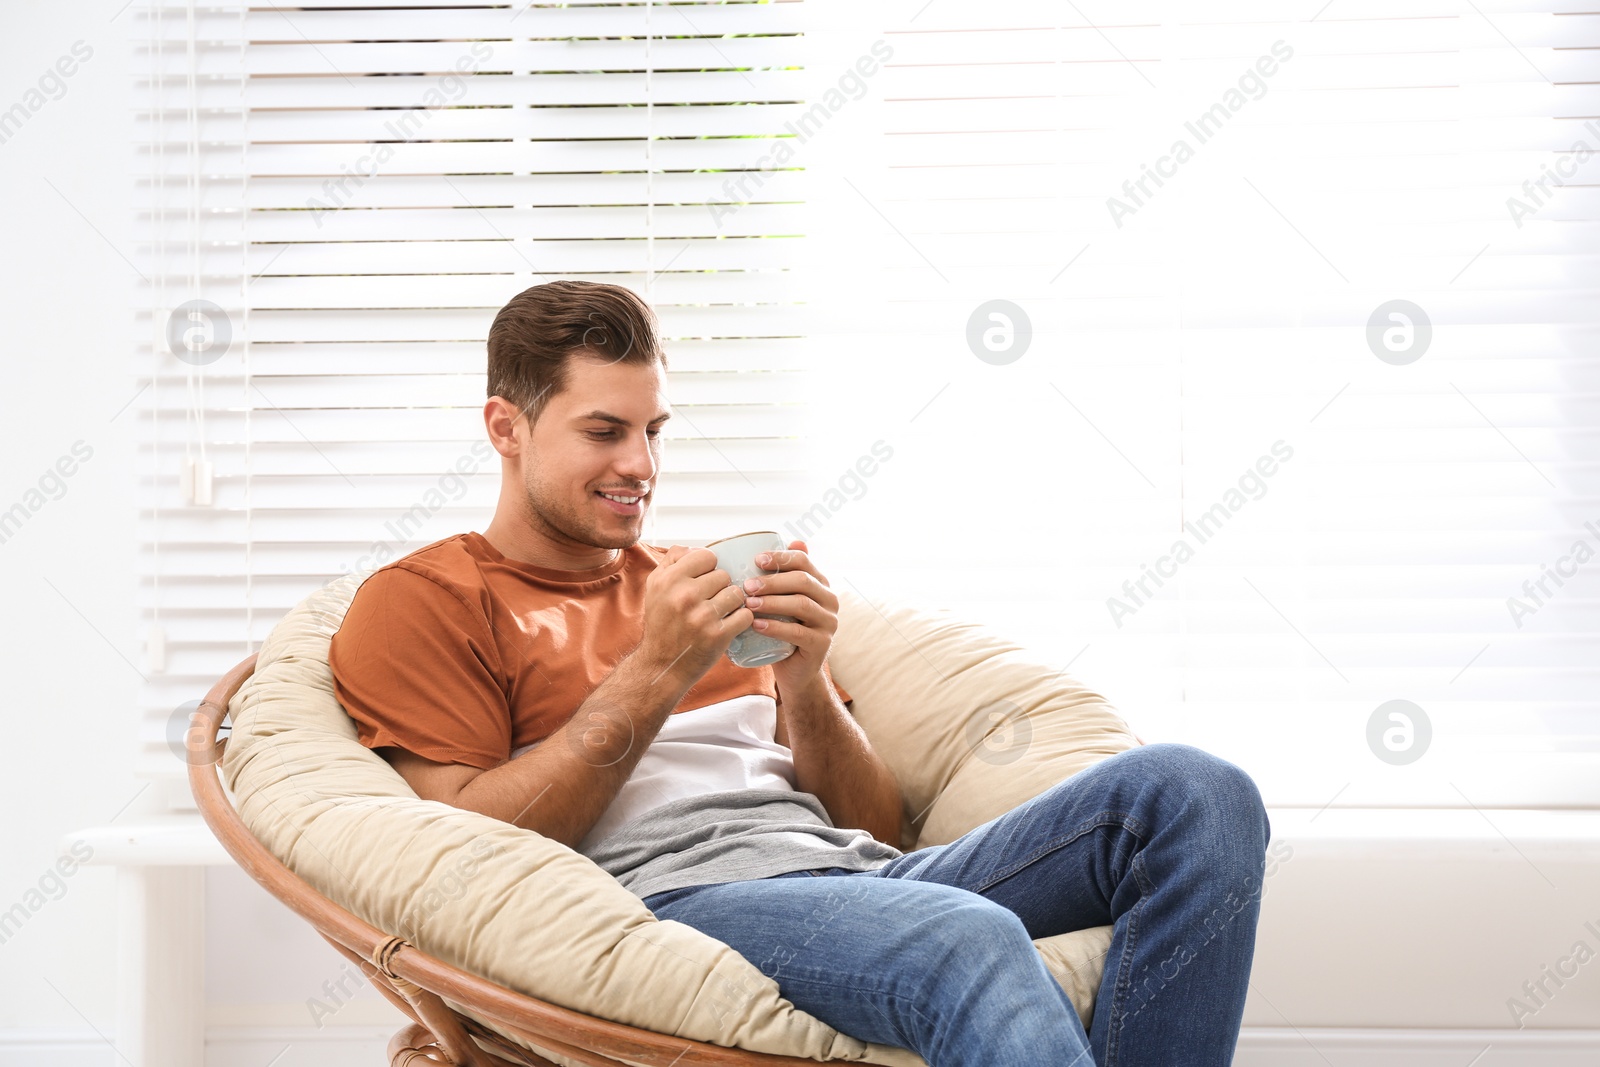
[{"xmin": 705, "ymin": 530, "xmax": 798, "ymax": 668}]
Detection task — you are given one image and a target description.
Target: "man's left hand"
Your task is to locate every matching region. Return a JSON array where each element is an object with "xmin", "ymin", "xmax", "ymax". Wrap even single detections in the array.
[{"xmin": 741, "ymin": 539, "xmax": 837, "ymax": 698}]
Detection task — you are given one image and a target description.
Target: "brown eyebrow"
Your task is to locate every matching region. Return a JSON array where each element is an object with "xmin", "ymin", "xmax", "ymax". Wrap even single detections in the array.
[{"xmin": 575, "ymin": 410, "xmax": 672, "ymax": 428}]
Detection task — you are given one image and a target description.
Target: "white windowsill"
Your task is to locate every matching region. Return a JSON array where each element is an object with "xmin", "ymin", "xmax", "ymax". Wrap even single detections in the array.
[{"xmin": 62, "ymin": 805, "xmax": 1600, "ymax": 869}]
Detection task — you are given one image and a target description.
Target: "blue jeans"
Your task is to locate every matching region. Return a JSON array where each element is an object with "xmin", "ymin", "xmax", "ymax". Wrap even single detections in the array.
[{"xmin": 641, "ymin": 743, "xmax": 1270, "ymax": 1067}]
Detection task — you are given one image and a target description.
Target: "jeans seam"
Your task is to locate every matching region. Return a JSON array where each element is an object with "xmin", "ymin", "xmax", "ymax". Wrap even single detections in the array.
[
  {"xmin": 971, "ymin": 810, "xmax": 1148, "ymax": 896},
  {"xmin": 1103, "ymin": 853, "xmax": 1156, "ymax": 1067},
  {"xmin": 959, "ymin": 806, "xmax": 1151, "ymax": 1067},
  {"xmin": 778, "ymin": 971, "xmax": 937, "ymax": 1051}
]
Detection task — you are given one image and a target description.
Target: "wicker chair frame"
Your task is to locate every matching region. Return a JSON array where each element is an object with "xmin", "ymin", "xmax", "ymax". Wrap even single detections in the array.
[{"xmin": 189, "ymin": 652, "xmax": 837, "ymax": 1067}]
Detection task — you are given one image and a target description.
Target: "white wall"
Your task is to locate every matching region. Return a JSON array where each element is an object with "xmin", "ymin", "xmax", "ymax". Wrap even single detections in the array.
[
  {"xmin": 0, "ymin": 3, "xmax": 402, "ymax": 1044},
  {"xmin": 0, "ymin": 0, "xmax": 143, "ymax": 1038}
]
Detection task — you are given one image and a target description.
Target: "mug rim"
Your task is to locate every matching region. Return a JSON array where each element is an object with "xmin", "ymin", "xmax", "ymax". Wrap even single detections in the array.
[{"xmin": 704, "ymin": 529, "xmax": 782, "ymax": 549}]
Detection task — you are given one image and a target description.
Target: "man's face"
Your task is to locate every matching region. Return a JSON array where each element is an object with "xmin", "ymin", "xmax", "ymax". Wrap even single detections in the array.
[{"xmin": 515, "ymin": 354, "xmax": 669, "ymax": 551}]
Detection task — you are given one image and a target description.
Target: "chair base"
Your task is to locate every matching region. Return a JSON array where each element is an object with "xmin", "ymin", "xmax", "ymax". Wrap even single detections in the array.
[{"xmin": 389, "ymin": 1022, "xmax": 549, "ymax": 1067}]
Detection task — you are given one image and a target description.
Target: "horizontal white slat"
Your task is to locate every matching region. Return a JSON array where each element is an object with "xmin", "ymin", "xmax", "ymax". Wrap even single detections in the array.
[
  {"xmin": 888, "ymin": 15, "xmax": 1600, "ymax": 61},
  {"xmin": 807, "ymin": 187, "xmax": 1600, "ymax": 232},
  {"xmin": 139, "ymin": 277, "xmax": 1598, "ymax": 324},
  {"xmin": 209, "ymin": 171, "xmax": 809, "ymax": 210},
  {"xmin": 149, "ymin": 137, "xmax": 811, "ymax": 177},
  {"xmin": 880, "ymin": 52, "xmax": 1593, "ymax": 97},
  {"xmin": 880, "ymin": 88, "xmax": 1600, "ymax": 130},
  {"xmin": 234, "ymin": 270, "xmax": 800, "ymax": 308},
  {"xmin": 142, "ymin": 89, "xmax": 1600, "ymax": 150},
  {"xmin": 144, "ymin": 304, "xmax": 813, "ymax": 342},
  {"xmin": 830, "ymin": 163, "xmax": 1600, "ymax": 205},
  {"xmin": 137, "ymin": 69, "xmax": 807, "ymax": 109},
  {"xmin": 139, "ymin": 403, "xmax": 807, "ymax": 441},
  {"xmin": 880, "ymin": 127, "xmax": 1600, "ymax": 165},
  {"xmin": 138, "ymin": 467, "xmax": 811, "ymax": 510},
  {"xmin": 136, "ymin": 4, "xmax": 808, "ymax": 43},
  {"xmin": 135, "ymin": 337, "xmax": 810, "ymax": 374},
  {"xmin": 136, "ymin": 369, "xmax": 808, "ymax": 408},
  {"xmin": 178, "ymin": 102, "xmax": 814, "ymax": 143},
  {"xmin": 802, "ymin": 278, "xmax": 1600, "ymax": 323},
  {"xmin": 135, "ymin": 435, "xmax": 807, "ymax": 476},
  {"xmin": 148, "ymin": 279, "xmax": 1598, "ymax": 327},
  {"xmin": 225, "ymin": 306, "xmax": 808, "ymax": 342},
  {"xmin": 141, "ymin": 236, "xmax": 801, "ymax": 275},
  {"xmin": 164, "ymin": 205, "xmax": 806, "ymax": 245},
  {"xmin": 135, "ymin": 506, "xmax": 816, "ymax": 557},
  {"xmin": 128, "ymin": 508, "xmax": 1600, "ymax": 575},
  {"xmin": 886, "ymin": 0, "xmax": 1593, "ymax": 31},
  {"xmin": 154, "ymin": 38, "xmax": 799, "ymax": 77},
  {"xmin": 135, "ymin": 365, "xmax": 1596, "ymax": 428}
]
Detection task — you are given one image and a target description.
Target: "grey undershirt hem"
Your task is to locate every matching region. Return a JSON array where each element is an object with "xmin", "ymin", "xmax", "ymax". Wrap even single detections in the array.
[{"xmin": 578, "ymin": 787, "xmax": 904, "ymax": 902}]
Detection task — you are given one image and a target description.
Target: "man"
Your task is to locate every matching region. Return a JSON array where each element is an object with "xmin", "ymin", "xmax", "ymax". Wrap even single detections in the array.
[{"xmin": 329, "ymin": 280, "xmax": 1271, "ymax": 1066}]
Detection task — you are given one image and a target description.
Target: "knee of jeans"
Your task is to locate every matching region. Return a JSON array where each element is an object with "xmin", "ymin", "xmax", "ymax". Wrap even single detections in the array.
[
  {"xmin": 933, "ymin": 898, "xmax": 1038, "ymax": 968},
  {"xmin": 1134, "ymin": 743, "xmax": 1270, "ymax": 854}
]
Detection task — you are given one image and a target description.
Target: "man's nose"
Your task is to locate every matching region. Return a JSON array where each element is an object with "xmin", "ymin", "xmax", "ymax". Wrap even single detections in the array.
[{"xmin": 615, "ymin": 431, "xmax": 658, "ymax": 483}]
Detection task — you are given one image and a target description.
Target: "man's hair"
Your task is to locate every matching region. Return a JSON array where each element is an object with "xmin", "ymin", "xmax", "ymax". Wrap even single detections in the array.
[{"xmin": 487, "ymin": 280, "xmax": 666, "ymax": 429}]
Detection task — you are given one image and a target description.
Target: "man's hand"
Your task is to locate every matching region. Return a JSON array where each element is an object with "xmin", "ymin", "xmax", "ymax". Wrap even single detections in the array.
[
  {"xmin": 740, "ymin": 539, "xmax": 839, "ymax": 699},
  {"xmin": 633, "ymin": 544, "xmax": 754, "ymax": 690}
]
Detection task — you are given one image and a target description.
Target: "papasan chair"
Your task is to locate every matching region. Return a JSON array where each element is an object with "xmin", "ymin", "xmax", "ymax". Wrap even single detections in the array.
[{"xmin": 187, "ymin": 567, "xmax": 1139, "ymax": 1066}]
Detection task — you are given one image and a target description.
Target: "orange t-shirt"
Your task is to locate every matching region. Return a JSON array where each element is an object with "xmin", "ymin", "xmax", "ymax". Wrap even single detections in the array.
[{"xmin": 328, "ymin": 530, "xmax": 851, "ymax": 771}]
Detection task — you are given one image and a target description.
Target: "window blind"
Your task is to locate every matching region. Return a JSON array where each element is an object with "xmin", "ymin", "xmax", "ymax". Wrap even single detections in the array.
[
  {"xmin": 134, "ymin": 0, "xmax": 813, "ymax": 798},
  {"xmin": 804, "ymin": 0, "xmax": 1599, "ymax": 807}
]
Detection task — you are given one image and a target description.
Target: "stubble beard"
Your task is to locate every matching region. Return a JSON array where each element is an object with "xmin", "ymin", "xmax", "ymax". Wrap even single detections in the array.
[{"xmin": 523, "ymin": 470, "xmax": 640, "ymax": 553}]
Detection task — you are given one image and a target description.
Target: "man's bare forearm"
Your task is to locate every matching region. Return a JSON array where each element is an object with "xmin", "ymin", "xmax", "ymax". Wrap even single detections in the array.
[
  {"xmin": 453, "ymin": 653, "xmax": 689, "ymax": 848},
  {"xmin": 782, "ymin": 673, "xmax": 903, "ymax": 846}
]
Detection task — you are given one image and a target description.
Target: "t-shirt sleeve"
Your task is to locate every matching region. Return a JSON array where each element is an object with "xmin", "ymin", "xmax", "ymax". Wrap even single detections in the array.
[{"xmin": 328, "ymin": 565, "xmax": 510, "ymax": 771}]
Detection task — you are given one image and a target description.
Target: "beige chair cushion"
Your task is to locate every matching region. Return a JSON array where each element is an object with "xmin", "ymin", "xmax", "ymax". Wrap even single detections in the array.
[{"xmin": 221, "ymin": 570, "xmax": 1138, "ymax": 1065}]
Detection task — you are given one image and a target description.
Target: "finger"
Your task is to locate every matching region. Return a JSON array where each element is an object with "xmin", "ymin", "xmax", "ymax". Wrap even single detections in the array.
[
  {"xmin": 757, "ymin": 548, "xmax": 824, "ymax": 582},
  {"xmin": 690, "ymin": 565, "xmax": 735, "ymax": 601},
  {"xmin": 718, "ymin": 604, "xmax": 756, "ymax": 638},
  {"xmin": 713, "ymin": 582, "xmax": 751, "ymax": 617},
  {"xmin": 673, "ymin": 548, "xmax": 732, "ymax": 597},
  {"xmin": 744, "ymin": 569, "xmax": 837, "ymax": 612},
  {"xmin": 676, "ymin": 546, "xmax": 719, "ymax": 577},
  {"xmin": 764, "ymin": 550, "xmax": 832, "ymax": 591},
  {"xmin": 749, "ymin": 613, "xmax": 829, "ymax": 655},
  {"xmin": 745, "ymin": 593, "xmax": 836, "ymax": 632}
]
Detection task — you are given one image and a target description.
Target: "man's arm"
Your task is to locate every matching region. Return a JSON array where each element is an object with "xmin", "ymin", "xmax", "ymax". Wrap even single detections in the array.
[
  {"xmin": 778, "ymin": 671, "xmax": 903, "ymax": 847},
  {"xmin": 741, "ymin": 539, "xmax": 903, "ymax": 847},
  {"xmin": 381, "ymin": 543, "xmax": 755, "ymax": 850},
  {"xmin": 383, "ymin": 649, "xmax": 690, "ymax": 849}
]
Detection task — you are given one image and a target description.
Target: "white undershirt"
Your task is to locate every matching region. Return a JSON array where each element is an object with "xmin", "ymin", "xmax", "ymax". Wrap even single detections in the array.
[{"xmin": 509, "ymin": 695, "xmax": 799, "ymax": 852}]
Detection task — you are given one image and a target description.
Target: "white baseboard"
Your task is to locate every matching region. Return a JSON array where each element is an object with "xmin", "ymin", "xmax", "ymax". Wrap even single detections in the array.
[
  {"xmin": 0, "ymin": 1027, "xmax": 395, "ymax": 1067},
  {"xmin": 201, "ymin": 1025, "xmax": 397, "ymax": 1067},
  {"xmin": 0, "ymin": 1032, "xmax": 109, "ymax": 1067},
  {"xmin": 1235, "ymin": 1028, "xmax": 1600, "ymax": 1067},
  {"xmin": 3, "ymin": 1026, "xmax": 1597, "ymax": 1066}
]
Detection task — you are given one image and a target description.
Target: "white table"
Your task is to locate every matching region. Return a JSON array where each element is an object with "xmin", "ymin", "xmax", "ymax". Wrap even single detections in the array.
[{"xmin": 61, "ymin": 815, "xmax": 230, "ymax": 1067}]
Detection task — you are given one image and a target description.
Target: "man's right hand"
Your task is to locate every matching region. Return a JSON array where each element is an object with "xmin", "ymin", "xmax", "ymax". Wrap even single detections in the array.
[{"xmin": 632, "ymin": 545, "xmax": 753, "ymax": 688}]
